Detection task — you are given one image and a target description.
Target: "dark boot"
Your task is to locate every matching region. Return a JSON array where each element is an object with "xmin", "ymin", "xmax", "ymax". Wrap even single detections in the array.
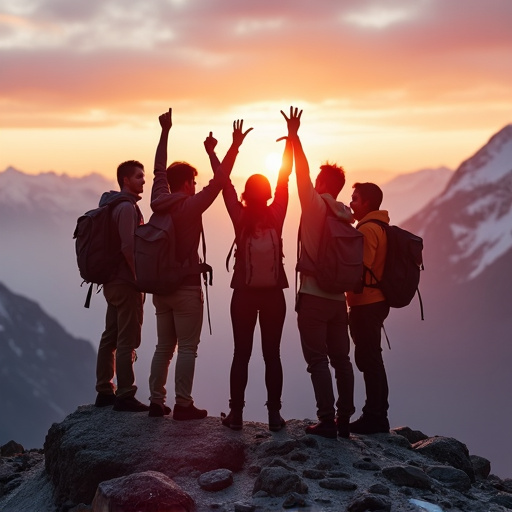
[
  {"xmin": 305, "ymin": 418, "xmax": 337, "ymax": 439},
  {"xmin": 221, "ymin": 409, "xmax": 243, "ymax": 430},
  {"xmin": 349, "ymin": 414, "xmax": 389, "ymax": 434},
  {"xmin": 266, "ymin": 401, "xmax": 286, "ymax": 432},
  {"xmin": 221, "ymin": 400, "xmax": 244, "ymax": 430}
]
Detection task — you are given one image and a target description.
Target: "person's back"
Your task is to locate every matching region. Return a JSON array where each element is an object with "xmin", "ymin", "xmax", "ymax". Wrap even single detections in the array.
[
  {"xmin": 284, "ymin": 106, "xmax": 355, "ymax": 439},
  {"xmin": 218, "ymin": 118, "xmax": 292, "ymax": 432},
  {"xmin": 94, "ymin": 160, "xmax": 149, "ymax": 413},
  {"xmin": 347, "ymin": 182, "xmax": 391, "ymax": 435}
]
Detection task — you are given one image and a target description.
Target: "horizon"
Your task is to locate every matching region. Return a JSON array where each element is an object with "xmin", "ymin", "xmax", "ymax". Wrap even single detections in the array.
[{"xmin": 1, "ymin": 1, "xmax": 511, "ymax": 182}]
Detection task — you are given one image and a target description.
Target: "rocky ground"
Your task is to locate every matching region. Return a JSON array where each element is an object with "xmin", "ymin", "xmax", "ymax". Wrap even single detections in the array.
[{"xmin": 1, "ymin": 406, "xmax": 512, "ymax": 511}]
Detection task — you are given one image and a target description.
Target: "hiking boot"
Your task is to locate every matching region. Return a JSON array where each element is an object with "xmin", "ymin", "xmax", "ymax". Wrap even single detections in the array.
[
  {"xmin": 268, "ymin": 410, "xmax": 286, "ymax": 432},
  {"xmin": 349, "ymin": 415, "xmax": 390, "ymax": 435},
  {"xmin": 221, "ymin": 409, "xmax": 243, "ymax": 430},
  {"xmin": 305, "ymin": 419, "xmax": 337, "ymax": 439},
  {"xmin": 336, "ymin": 416, "xmax": 350, "ymax": 439},
  {"xmin": 95, "ymin": 393, "xmax": 116, "ymax": 407},
  {"xmin": 113, "ymin": 396, "xmax": 150, "ymax": 412},
  {"xmin": 148, "ymin": 402, "xmax": 172, "ymax": 417},
  {"xmin": 173, "ymin": 403, "xmax": 207, "ymax": 421}
]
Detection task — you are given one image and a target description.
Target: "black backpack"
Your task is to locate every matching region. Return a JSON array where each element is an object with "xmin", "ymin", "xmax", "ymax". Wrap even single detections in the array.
[
  {"xmin": 360, "ymin": 219, "xmax": 424, "ymax": 319},
  {"xmin": 73, "ymin": 196, "xmax": 131, "ymax": 307},
  {"xmin": 296, "ymin": 200, "xmax": 364, "ymax": 294},
  {"xmin": 134, "ymin": 211, "xmax": 212, "ymax": 296}
]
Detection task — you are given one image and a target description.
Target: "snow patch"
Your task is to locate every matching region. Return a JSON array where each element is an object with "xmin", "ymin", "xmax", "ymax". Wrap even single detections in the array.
[{"xmin": 8, "ymin": 338, "xmax": 23, "ymax": 357}]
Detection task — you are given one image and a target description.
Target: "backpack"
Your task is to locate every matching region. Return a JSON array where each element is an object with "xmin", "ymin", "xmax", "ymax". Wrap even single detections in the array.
[
  {"xmin": 360, "ymin": 219, "xmax": 424, "ymax": 318},
  {"xmin": 296, "ymin": 200, "xmax": 364, "ymax": 294},
  {"xmin": 226, "ymin": 227, "xmax": 282, "ymax": 288},
  {"xmin": 134, "ymin": 211, "xmax": 212, "ymax": 296},
  {"xmin": 73, "ymin": 196, "xmax": 131, "ymax": 308}
]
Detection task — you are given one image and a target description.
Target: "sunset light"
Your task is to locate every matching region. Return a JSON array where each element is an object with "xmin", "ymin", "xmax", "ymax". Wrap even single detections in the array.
[{"xmin": 0, "ymin": 1, "xmax": 510, "ymax": 183}]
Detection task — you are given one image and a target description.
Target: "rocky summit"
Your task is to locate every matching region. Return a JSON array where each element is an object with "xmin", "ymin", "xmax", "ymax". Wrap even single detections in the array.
[{"xmin": 1, "ymin": 407, "xmax": 512, "ymax": 511}]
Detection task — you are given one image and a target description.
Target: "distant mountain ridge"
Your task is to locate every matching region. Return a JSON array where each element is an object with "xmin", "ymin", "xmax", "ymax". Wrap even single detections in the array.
[
  {"xmin": 380, "ymin": 166, "xmax": 453, "ymax": 224},
  {"xmin": 0, "ymin": 282, "xmax": 96, "ymax": 447}
]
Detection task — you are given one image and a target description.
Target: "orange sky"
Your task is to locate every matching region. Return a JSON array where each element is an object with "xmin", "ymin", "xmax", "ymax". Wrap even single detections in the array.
[{"xmin": 1, "ymin": 0, "xmax": 511, "ymax": 184}]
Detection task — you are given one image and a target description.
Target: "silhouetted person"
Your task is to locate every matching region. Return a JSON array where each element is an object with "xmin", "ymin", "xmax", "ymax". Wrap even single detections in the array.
[
  {"xmin": 346, "ymin": 182, "xmax": 390, "ymax": 434},
  {"xmin": 95, "ymin": 160, "xmax": 148, "ymax": 412},
  {"xmin": 284, "ymin": 106, "xmax": 355, "ymax": 439},
  {"xmin": 207, "ymin": 115, "xmax": 292, "ymax": 431},
  {"xmin": 147, "ymin": 109, "xmax": 248, "ymax": 419}
]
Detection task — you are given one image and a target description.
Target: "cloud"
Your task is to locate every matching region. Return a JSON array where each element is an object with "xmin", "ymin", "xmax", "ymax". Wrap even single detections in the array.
[
  {"xmin": 342, "ymin": 4, "xmax": 421, "ymax": 29},
  {"xmin": 0, "ymin": 0, "xmax": 510, "ymax": 138}
]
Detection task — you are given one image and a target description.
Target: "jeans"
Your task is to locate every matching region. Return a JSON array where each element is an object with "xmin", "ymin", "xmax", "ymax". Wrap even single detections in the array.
[
  {"xmin": 349, "ymin": 301, "xmax": 390, "ymax": 418},
  {"xmin": 149, "ymin": 287, "xmax": 203, "ymax": 407},
  {"xmin": 229, "ymin": 288, "xmax": 286, "ymax": 410},
  {"xmin": 96, "ymin": 282, "xmax": 143, "ymax": 398},
  {"xmin": 296, "ymin": 293, "xmax": 355, "ymax": 420}
]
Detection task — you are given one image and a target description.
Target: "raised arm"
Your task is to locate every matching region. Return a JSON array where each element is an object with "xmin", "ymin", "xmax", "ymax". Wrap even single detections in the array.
[
  {"xmin": 205, "ymin": 119, "xmax": 253, "ymax": 177},
  {"xmin": 276, "ymin": 134, "xmax": 293, "ymax": 186},
  {"xmin": 151, "ymin": 109, "xmax": 173, "ymax": 205},
  {"xmin": 155, "ymin": 108, "xmax": 172, "ymax": 172}
]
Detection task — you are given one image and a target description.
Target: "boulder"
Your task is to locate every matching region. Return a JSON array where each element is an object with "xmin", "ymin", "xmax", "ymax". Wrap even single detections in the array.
[
  {"xmin": 382, "ymin": 465, "xmax": 432, "ymax": 489},
  {"xmin": 91, "ymin": 471, "xmax": 194, "ymax": 512},
  {"xmin": 425, "ymin": 465, "xmax": 472, "ymax": 491},
  {"xmin": 44, "ymin": 407, "xmax": 246, "ymax": 506},
  {"xmin": 253, "ymin": 466, "xmax": 307, "ymax": 497},
  {"xmin": 413, "ymin": 436, "xmax": 475, "ymax": 482}
]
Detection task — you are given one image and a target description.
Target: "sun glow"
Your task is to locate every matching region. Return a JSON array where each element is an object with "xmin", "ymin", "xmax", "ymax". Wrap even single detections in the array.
[{"xmin": 265, "ymin": 152, "xmax": 282, "ymax": 175}]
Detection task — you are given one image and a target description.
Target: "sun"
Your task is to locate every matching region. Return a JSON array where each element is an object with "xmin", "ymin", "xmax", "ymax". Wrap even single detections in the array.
[{"xmin": 264, "ymin": 152, "xmax": 282, "ymax": 175}]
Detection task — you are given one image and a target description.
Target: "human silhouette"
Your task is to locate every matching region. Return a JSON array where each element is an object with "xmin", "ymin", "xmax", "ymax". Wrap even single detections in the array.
[{"xmin": 206, "ymin": 115, "xmax": 292, "ymax": 431}]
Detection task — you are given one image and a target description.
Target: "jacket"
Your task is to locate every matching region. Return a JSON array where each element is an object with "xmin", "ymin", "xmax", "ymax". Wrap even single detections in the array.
[
  {"xmin": 346, "ymin": 209, "xmax": 389, "ymax": 307},
  {"xmin": 99, "ymin": 190, "xmax": 143, "ymax": 286}
]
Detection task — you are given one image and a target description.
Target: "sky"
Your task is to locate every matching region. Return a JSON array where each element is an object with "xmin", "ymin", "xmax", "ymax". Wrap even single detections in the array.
[{"xmin": 1, "ymin": 0, "xmax": 512, "ymax": 184}]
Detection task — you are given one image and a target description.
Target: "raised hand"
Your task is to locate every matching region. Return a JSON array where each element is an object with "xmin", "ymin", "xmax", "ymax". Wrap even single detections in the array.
[
  {"xmin": 204, "ymin": 131, "xmax": 218, "ymax": 155},
  {"xmin": 279, "ymin": 106, "xmax": 302, "ymax": 139},
  {"xmin": 232, "ymin": 119, "xmax": 253, "ymax": 148},
  {"xmin": 159, "ymin": 108, "xmax": 172, "ymax": 131}
]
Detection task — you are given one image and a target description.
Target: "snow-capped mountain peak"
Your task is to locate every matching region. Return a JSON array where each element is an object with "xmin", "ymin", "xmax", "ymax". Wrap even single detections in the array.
[
  {"xmin": 444, "ymin": 124, "xmax": 512, "ymax": 199},
  {"xmin": 407, "ymin": 124, "xmax": 512, "ymax": 283}
]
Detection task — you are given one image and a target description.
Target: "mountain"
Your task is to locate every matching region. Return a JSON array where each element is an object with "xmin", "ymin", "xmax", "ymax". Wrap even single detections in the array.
[
  {"xmin": 380, "ymin": 166, "xmax": 453, "ymax": 224},
  {"xmin": 0, "ymin": 281, "xmax": 96, "ymax": 447},
  {"xmin": 384, "ymin": 124, "xmax": 512, "ymax": 478}
]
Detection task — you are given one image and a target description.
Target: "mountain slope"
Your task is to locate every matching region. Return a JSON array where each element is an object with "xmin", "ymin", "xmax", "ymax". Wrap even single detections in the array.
[
  {"xmin": 385, "ymin": 124, "xmax": 512, "ymax": 478},
  {"xmin": 380, "ymin": 166, "xmax": 453, "ymax": 224},
  {"xmin": 0, "ymin": 282, "xmax": 96, "ymax": 447}
]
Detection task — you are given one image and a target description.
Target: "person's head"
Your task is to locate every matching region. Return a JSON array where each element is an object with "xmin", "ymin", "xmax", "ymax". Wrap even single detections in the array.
[
  {"xmin": 315, "ymin": 163, "xmax": 345, "ymax": 198},
  {"xmin": 241, "ymin": 174, "xmax": 272, "ymax": 207},
  {"xmin": 166, "ymin": 161, "xmax": 198, "ymax": 195},
  {"xmin": 350, "ymin": 182, "xmax": 383, "ymax": 221},
  {"xmin": 117, "ymin": 160, "xmax": 145, "ymax": 196}
]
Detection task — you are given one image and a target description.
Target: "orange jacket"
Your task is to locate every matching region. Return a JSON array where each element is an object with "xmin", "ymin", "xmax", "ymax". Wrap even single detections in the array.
[{"xmin": 346, "ymin": 210, "xmax": 389, "ymax": 307}]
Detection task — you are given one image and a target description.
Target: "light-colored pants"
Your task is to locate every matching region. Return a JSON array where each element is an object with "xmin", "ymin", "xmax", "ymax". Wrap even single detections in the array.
[
  {"xmin": 96, "ymin": 282, "xmax": 144, "ymax": 398},
  {"xmin": 149, "ymin": 286, "xmax": 203, "ymax": 407}
]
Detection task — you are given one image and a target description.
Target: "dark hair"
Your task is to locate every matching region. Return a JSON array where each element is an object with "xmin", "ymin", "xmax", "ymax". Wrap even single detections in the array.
[
  {"xmin": 117, "ymin": 160, "xmax": 144, "ymax": 189},
  {"xmin": 166, "ymin": 161, "xmax": 198, "ymax": 192},
  {"xmin": 317, "ymin": 163, "xmax": 345, "ymax": 198},
  {"xmin": 240, "ymin": 175, "xmax": 273, "ymax": 237},
  {"xmin": 352, "ymin": 182, "xmax": 383, "ymax": 211},
  {"xmin": 241, "ymin": 174, "xmax": 272, "ymax": 206}
]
